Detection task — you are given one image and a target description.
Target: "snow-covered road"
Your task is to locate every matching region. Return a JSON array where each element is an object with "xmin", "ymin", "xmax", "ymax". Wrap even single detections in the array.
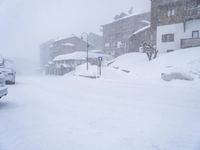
[{"xmin": 0, "ymin": 75, "xmax": 200, "ymax": 150}]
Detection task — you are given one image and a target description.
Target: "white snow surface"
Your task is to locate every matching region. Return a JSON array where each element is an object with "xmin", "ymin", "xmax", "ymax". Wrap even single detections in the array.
[
  {"xmin": 111, "ymin": 47, "xmax": 200, "ymax": 81},
  {"xmin": 0, "ymin": 47, "xmax": 200, "ymax": 150},
  {"xmin": 110, "ymin": 52, "xmax": 149, "ymax": 71},
  {"xmin": 54, "ymin": 51, "xmax": 112, "ymax": 61},
  {"xmin": 73, "ymin": 63, "xmax": 99, "ymax": 78}
]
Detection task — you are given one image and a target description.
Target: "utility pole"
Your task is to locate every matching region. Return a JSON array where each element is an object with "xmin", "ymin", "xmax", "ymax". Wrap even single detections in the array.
[{"xmin": 81, "ymin": 32, "xmax": 89, "ymax": 71}]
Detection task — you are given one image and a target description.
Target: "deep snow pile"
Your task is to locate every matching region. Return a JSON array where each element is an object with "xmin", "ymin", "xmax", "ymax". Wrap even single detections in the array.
[
  {"xmin": 110, "ymin": 52, "xmax": 148, "ymax": 71},
  {"xmin": 147, "ymin": 47, "xmax": 200, "ymax": 80},
  {"xmin": 73, "ymin": 63, "xmax": 99, "ymax": 78},
  {"xmin": 72, "ymin": 63, "xmax": 130, "ymax": 80},
  {"xmin": 110, "ymin": 47, "xmax": 200, "ymax": 81}
]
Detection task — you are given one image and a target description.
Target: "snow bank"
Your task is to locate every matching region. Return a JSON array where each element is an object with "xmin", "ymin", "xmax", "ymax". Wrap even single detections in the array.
[
  {"xmin": 110, "ymin": 52, "xmax": 148, "ymax": 71},
  {"xmin": 109, "ymin": 47, "xmax": 200, "ymax": 81},
  {"xmin": 73, "ymin": 63, "xmax": 99, "ymax": 78},
  {"xmin": 147, "ymin": 47, "xmax": 200, "ymax": 80}
]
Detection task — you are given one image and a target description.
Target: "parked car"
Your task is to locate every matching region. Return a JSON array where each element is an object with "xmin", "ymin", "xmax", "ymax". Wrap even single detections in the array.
[
  {"xmin": 0, "ymin": 71, "xmax": 8, "ymax": 99},
  {"xmin": 0, "ymin": 58, "xmax": 16, "ymax": 84}
]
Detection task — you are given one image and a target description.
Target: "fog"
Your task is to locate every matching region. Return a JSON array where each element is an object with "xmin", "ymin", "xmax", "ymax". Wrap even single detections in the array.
[{"xmin": 0, "ymin": 0, "xmax": 150, "ymax": 66}]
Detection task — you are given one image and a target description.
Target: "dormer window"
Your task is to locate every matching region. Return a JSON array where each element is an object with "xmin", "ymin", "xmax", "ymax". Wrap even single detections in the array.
[
  {"xmin": 167, "ymin": 9, "xmax": 175, "ymax": 17},
  {"xmin": 192, "ymin": 31, "xmax": 199, "ymax": 38}
]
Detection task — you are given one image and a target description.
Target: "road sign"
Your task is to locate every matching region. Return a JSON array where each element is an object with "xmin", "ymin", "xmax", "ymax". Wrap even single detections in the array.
[{"xmin": 98, "ymin": 57, "xmax": 103, "ymax": 61}]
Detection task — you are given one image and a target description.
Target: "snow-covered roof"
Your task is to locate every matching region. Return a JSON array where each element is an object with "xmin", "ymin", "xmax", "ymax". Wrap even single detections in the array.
[
  {"xmin": 50, "ymin": 43, "xmax": 75, "ymax": 48},
  {"xmin": 54, "ymin": 52, "xmax": 86, "ymax": 61},
  {"xmin": 102, "ymin": 11, "xmax": 150, "ymax": 26},
  {"xmin": 62, "ymin": 43, "xmax": 75, "ymax": 47},
  {"xmin": 133, "ymin": 25, "xmax": 150, "ymax": 35},
  {"xmin": 140, "ymin": 20, "xmax": 150, "ymax": 25},
  {"xmin": 54, "ymin": 51, "xmax": 112, "ymax": 61},
  {"xmin": 48, "ymin": 61, "xmax": 54, "ymax": 65},
  {"xmin": 128, "ymin": 25, "xmax": 150, "ymax": 39},
  {"xmin": 54, "ymin": 36, "xmax": 68, "ymax": 42},
  {"xmin": 54, "ymin": 35, "xmax": 76, "ymax": 42},
  {"xmin": 89, "ymin": 49, "xmax": 104, "ymax": 54}
]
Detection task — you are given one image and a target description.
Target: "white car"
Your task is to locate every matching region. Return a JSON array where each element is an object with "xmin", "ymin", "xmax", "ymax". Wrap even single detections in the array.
[
  {"xmin": 0, "ymin": 71, "xmax": 8, "ymax": 99},
  {"xmin": 0, "ymin": 58, "xmax": 16, "ymax": 84},
  {"xmin": 0, "ymin": 68, "xmax": 16, "ymax": 84}
]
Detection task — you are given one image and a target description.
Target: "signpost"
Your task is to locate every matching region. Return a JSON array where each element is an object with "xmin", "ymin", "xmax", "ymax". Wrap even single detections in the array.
[{"xmin": 98, "ymin": 57, "xmax": 103, "ymax": 76}]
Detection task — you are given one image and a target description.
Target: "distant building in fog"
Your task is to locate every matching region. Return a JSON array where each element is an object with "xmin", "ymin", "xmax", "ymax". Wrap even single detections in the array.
[
  {"xmin": 40, "ymin": 35, "xmax": 95, "ymax": 70},
  {"xmin": 88, "ymin": 33, "xmax": 103, "ymax": 50},
  {"xmin": 40, "ymin": 40, "xmax": 54, "ymax": 70},
  {"xmin": 101, "ymin": 12, "xmax": 150, "ymax": 57},
  {"xmin": 128, "ymin": 25, "xmax": 151, "ymax": 52}
]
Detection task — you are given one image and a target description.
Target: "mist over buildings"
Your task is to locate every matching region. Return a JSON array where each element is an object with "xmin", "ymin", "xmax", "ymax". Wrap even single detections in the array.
[{"xmin": 0, "ymin": 0, "xmax": 150, "ymax": 67}]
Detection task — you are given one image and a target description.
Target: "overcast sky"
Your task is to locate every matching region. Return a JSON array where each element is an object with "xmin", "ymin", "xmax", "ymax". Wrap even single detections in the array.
[{"xmin": 0, "ymin": 0, "xmax": 150, "ymax": 63}]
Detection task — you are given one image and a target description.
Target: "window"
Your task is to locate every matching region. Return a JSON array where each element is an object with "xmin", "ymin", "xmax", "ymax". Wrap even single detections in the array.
[
  {"xmin": 192, "ymin": 31, "xmax": 199, "ymax": 38},
  {"xmin": 117, "ymin": 41, "xmax": 122, "ymax": 48},
  {"xmin": 171, "ymin": 9, "xmax": 175, "ymax": 16},
  {"xmin": 162, "ymin": 34, "xmax": 174, "ymax": 42},
  {"xmin": 167, "ymin": 9, "xmax": 175, "ymax": 17}
]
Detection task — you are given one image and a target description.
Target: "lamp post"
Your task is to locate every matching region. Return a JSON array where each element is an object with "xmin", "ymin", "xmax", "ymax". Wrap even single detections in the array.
[{"xmin": 81, "ymin": 32, "xmax": 89, "ymax": 71}]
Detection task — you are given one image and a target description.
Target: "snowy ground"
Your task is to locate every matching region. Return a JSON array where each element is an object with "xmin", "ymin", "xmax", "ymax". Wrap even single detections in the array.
[
  {"xmin": 1, "ymin": 47, "xmax": 200, "ymax": 150},
  {"xmin": 0, "ymin": 74, "xmax": 200, "ymax": 150}
]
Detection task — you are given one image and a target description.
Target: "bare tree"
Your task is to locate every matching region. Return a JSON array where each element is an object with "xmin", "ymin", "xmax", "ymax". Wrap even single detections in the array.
[{"xmin": 141, "ymin": 42, "xmax": 158, "ymax": 61}]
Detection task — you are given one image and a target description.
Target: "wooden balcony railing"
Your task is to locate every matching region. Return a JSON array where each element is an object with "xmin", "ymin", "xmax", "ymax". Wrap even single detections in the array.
[
  {"xmin": 185, "ymin": 6, "xmax": 200, "ymax": 21},
  {"xmin": 181, "ymin": 38, "xmax": 200, "ymax": 49}
]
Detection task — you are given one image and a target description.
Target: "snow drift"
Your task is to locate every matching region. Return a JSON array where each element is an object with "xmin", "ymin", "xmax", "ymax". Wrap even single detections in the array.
[{"xmin": 110, "ymin": 47, "xmax": 200, "ymax": 81}]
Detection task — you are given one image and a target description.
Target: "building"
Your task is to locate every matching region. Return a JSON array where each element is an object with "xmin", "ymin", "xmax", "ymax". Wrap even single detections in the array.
[
  {"xmin": 88, "ymin": 33, "xmax": 103, "ymax": 50},
  {"xmin": 102, "ymin": 12, "xmax": 150, "ymax": 57},
  {"xmin": 40, "ymin": 40, "xmax": 54, "ymax": 70},
  {"xmin": 128, "ymin": 25, "xmax": 151, "ymax": 52},
  {"xmin": 47, "ymin": 51, "xmax": 112, "ymax": 76},
  {"xmin": 40, "ymin": 35, "xmax": 95, "ymax": 70},
  {"xmin": 151, "ymin": 0, "xmax": 200, "ymax": 53},
  {"xmin": 50, "ymin": 36, "xmax": 95, "ymax": 59}
]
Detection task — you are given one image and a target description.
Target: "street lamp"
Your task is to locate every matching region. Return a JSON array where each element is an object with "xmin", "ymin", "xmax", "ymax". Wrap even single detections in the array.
[{"xmin": 81, "ymin": 32, "xmax": 89, "ymax": 71}]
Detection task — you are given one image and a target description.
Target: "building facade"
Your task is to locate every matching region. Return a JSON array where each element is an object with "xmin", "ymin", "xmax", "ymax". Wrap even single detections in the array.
[
  {"xmin": 40, "ymin": 40, "xmax": 54, "ymax": 70},
  {"xmin": 128, "ymin": 25, "xmax": 151, "ymax": 52},
  {"xmin": 151, "ymin": 0, "xmax": 200, "ymax": 53},
  {"xmin": 88, "ymin": 33, "xmax": 103, "ymax": 50},
  {"xmin": 40, "ymin": 36, "xmax": 95, "ymax": 70},
  {"xmin": 102, "ymin": 12, "xmax": 150, "ymax": 57}
]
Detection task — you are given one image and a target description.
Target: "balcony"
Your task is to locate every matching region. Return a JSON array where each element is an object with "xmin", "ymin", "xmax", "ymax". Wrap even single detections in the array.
[
  {"xmin": 184, "ymin": 6, "xmax": 200, "ymax": 21},
  {"xmin": 181, "ymin": 38, "xmax": 200, "ymax": 49}
]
